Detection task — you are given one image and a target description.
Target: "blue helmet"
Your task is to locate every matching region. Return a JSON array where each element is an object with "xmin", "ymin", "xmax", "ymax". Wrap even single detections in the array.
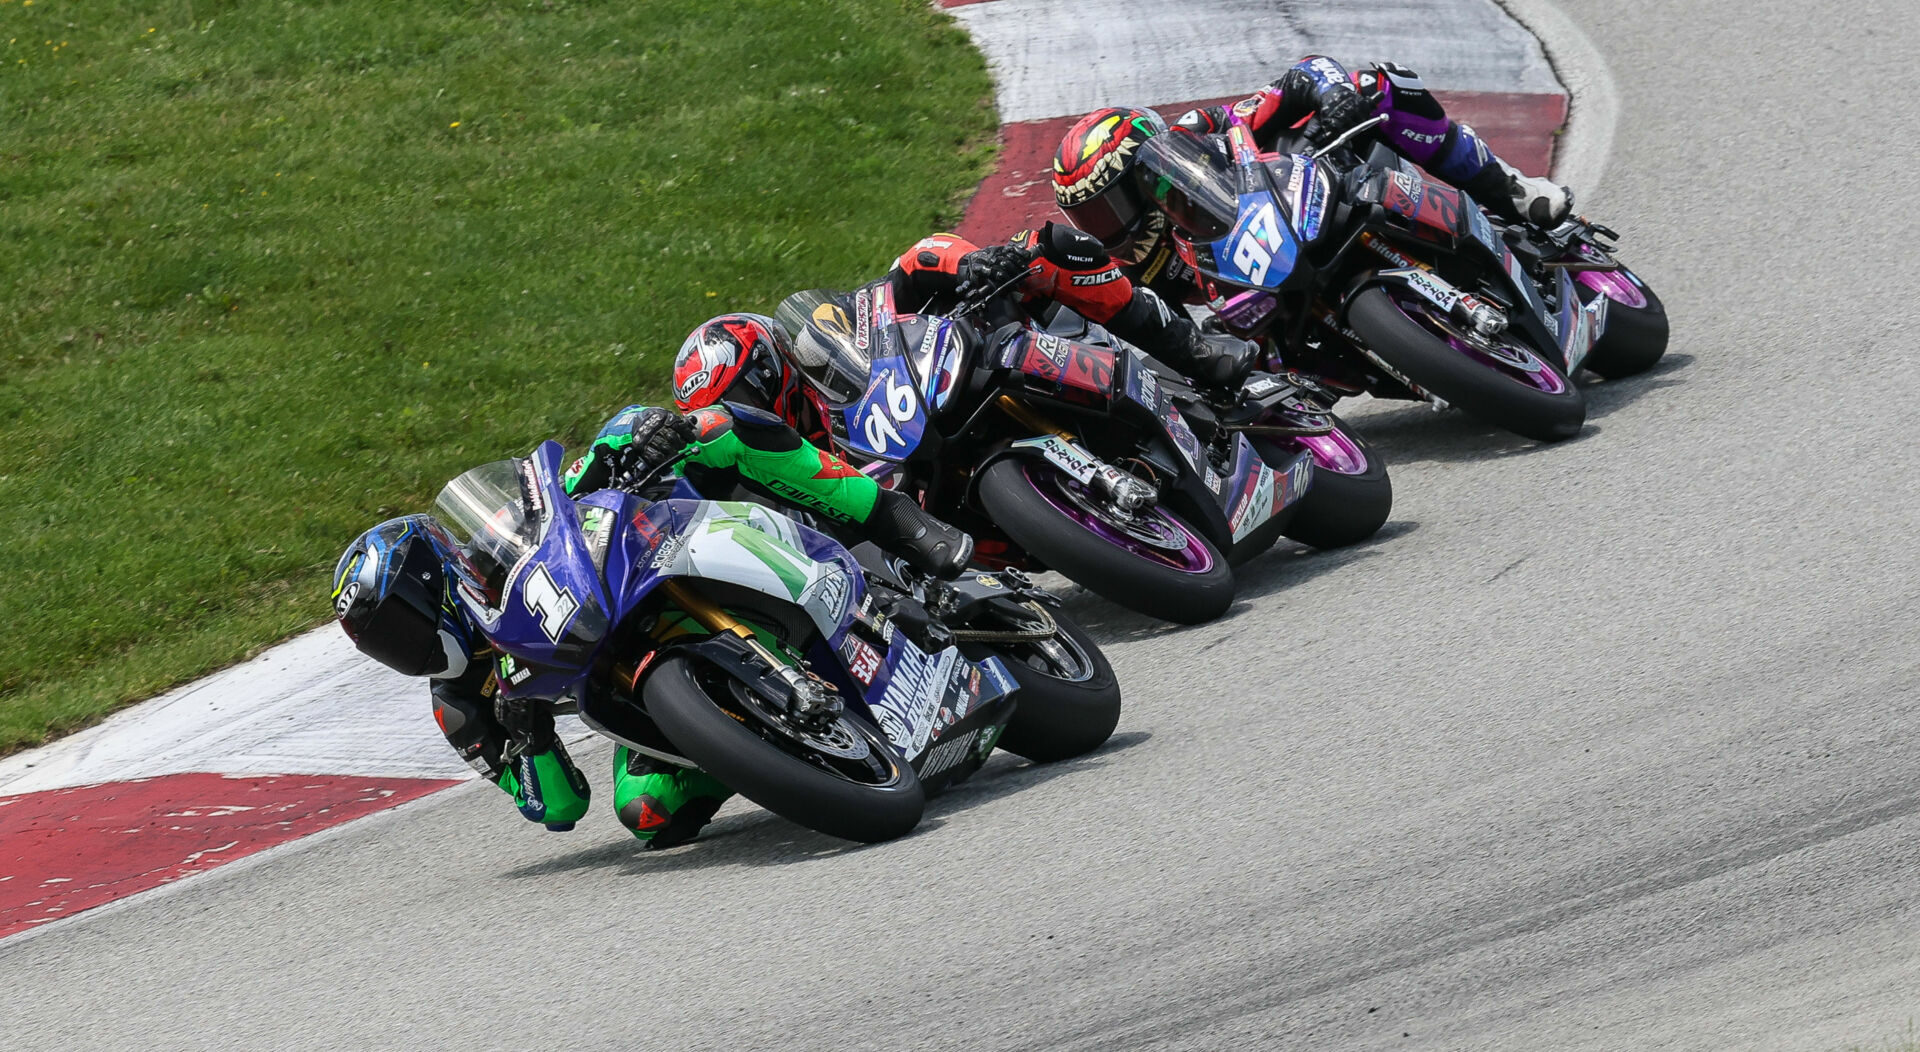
[{"xmin": 332, "ymin": 515, "xmax": 468, "ymax": 677}]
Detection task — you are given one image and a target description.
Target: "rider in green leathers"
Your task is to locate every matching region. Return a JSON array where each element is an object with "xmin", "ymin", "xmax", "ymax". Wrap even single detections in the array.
[{"xmin": 332, "ymin": 314, "xmax": 971, "ymax": 848}]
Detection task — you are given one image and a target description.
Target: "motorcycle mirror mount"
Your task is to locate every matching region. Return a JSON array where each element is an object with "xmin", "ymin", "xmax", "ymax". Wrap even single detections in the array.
[{"xmin": 1310, "ymin": 113, "xmax": 1388, "ymax": 160}]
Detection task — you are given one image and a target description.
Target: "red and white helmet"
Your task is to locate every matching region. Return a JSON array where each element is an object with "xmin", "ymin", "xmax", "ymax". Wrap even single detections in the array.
[{"xmin": 672, "ymin": 313, "xmax": 798, "ymax": 412}]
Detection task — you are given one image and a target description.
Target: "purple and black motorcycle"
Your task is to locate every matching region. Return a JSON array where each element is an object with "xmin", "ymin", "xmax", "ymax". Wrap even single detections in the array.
[
  {"xmin": 773, "ymin": 278, "xmax": 1385, "ymax": 625},
  {"xmin": 1140, "ymin": 110, "xmax": 1668, "ymax": 442},
  {"xmin": 431, "ymin": 440, "xmax": 1119, "ymax": 844}
]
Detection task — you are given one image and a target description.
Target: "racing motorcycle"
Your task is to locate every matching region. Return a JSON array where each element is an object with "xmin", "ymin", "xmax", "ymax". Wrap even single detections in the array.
[
  {"xmin": 432, "ymin": 440, "xmax": 1120, "ymax": 844},
  {"xmin": 1135, "ymin": 109, "xmax": 1668, "ymax": 442},
  {"xmin": 771, "ymin": 276, "xmax": 1381, "ymax": 624}
]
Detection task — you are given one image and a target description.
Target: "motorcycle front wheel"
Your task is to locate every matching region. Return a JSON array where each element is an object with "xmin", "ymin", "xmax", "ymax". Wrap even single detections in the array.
[
  {"xmin": 978, "ymin": 458, "xmax": 1234, "ymax": 625},
  {"xmin": 644, "ymin": 654, "xmax": 925, "ymax": 844}
]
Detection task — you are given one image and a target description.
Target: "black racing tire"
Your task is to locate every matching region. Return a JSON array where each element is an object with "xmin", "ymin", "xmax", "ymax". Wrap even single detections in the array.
[
  {"xmin": 978, "ymin": 457, "xmax": 1234, "ymax": 625},
  {"xmin": 960, "ymin": 612, "xmax": 1120, "ymax": 763},
  {"xmin": 1256, "ymin": 414, "xmax": 1392, "ymax": 550},
  {"xmin": 1577, "ymin": 269, "xmax": 1669, "ymax": 379},
  {"xmin": 644, "ymin": 655, "xmax": 924, "ymax": 844},
  {"xmin": 1347, "ymin": 285, "xmax": 1586, "ymax": 442}
]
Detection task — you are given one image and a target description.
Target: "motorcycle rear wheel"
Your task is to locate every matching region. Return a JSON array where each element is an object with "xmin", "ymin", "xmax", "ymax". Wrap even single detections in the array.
[
  {"xmin": 1347, "ymin": 285, "xmax": 1586, "ymax": 442},
  {"xmin": 1576, "ymin": 266, "xmax": 1669, "ymax": 379},
  {"xmin": 978, "ymin": 458, "xmax": 1234, "ymax": 625},
  {"xmin": 960, "ymin": 611, "xmax": 1119, "ymax": 763},
  {"xmin": 1257, "ymin": 414, "xmax": 1392, "ymax": 549},
  {"xmin": 645, "ymin": 654, "xmax": 925, "ymax": 844}
]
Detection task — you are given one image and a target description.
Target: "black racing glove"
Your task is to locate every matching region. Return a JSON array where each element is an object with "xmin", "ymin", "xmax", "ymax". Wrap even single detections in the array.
[
  {"xmin": 1302, "ymin": 83, "xmax": 1371, "ymax": 148},
  {"xmin": 610, "ymin": 408, "xmax": 697, "ymax": 490},
  {"xmin": 956, "ymin": 244, "xmax": 1033, "ymax": 298}
]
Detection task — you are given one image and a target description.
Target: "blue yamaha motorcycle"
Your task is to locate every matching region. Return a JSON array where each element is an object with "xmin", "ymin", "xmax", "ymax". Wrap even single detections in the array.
[{"xmin": 432, "ymin": 441, "xmax": 1118, "ymax": 844}]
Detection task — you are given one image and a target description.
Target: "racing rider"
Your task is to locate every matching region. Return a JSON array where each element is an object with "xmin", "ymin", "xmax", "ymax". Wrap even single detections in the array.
[
  {"xmin": 332, "ymin": 314, "xmax": 973, "ymax": 850},
  {"xmin": 889, "ymin": 224, "xmax": 1260, "ymax": 393},
  {"xmin": 1051, "ymin": 56, "xmax": 1575, "ymax": 304}
]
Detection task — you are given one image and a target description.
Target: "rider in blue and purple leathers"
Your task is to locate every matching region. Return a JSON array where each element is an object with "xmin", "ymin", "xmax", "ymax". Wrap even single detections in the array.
[{"xmin": 1052, "ymin": 56, "xmax": 1574, "ymax": 303}]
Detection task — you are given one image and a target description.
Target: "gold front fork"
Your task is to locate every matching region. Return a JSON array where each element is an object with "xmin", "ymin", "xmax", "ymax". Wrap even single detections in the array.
[{"xmin": 995, "ymin": 395, "xmax": 1075, "ymax": 440}]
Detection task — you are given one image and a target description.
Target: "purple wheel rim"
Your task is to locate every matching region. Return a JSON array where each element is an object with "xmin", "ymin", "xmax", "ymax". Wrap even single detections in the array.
[
  {"xmin": 1021, "ymin": 462, "xmax": 1216, "ymax": 574},
  {"xmin": 1573, "ymin": 246, "xmax": 1649, "ymax": 309},
  {"xmin": 1288, "ymin": 427, "xmax": 1369, "ymax": 476},
  {"xmin": 1576, "ymin": 268, "xmax": 1648, "ymax": 310},
  {"xmin": 1389, "ymin": 292, "xmax": 1569, "ymax": 395}
]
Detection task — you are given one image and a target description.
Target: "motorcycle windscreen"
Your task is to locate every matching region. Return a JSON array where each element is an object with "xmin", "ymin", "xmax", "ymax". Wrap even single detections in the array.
[
  {"xmin": 773, "ymin": 287, "xmax": 871, "ymax": 408},
  {"xmin": 438, "ymin": 442, "xmax": 609, "ymax": 676}
]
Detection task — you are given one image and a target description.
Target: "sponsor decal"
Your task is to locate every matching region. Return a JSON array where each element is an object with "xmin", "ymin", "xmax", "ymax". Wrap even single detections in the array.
[
  {"xmin": 838, "ymin": 635, "xmax": 884, "ymax": 687},
  {"xmin": 802, "ymin": 570, "xmax": 853, "ymax": 624},
  {"xmin": 974, "ymin": 575, "xmax": 1000, "ymax": 589},
  {"xmin": 1069, "ymin": 269, "xmax": 1123, "ymax": 287},
  {"xmin": 920, "ymin": 730, "xmax": 979, "ymax": 778},
  {"xmin": 874, "ymin": 647, "xmax": 954, "ymax": 756},
  {"xmin": 1012, "ymin": 435, "xmax": 1100, "ymax": 483},
  {"xmin": 648, "ymin": 532, "xmax": 688, "ymax": 569},
  {"xmin": 853, "ymin": 288, "xmax": 872, "ymax": 351},
  {"xmin": 1033, "ymin": 333, "xmax": 1072, "ymax": 371}
]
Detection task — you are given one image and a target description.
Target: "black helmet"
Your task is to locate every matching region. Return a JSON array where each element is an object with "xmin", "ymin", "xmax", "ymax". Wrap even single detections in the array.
[{"xmin": 332, "ymin": 515, "xmax": 465, "ymax": 677}]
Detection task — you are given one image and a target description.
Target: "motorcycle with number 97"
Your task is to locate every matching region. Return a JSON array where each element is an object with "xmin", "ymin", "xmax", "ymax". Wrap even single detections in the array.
[{"xmin": 1138, "ymin": 108, "xmax": 1667, "ymax": 442}]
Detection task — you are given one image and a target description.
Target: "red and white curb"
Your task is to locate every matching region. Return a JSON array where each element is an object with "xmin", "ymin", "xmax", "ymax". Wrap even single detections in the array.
[
  {"xmin": 938, "ymin": 0, "xmax": 1569, "ymax": 242},
  {"xmin": 0, "ymin": 631, "xmax": 467, "ymax": 939},
  {"xmin": 1, "ymin": 0, "xmax": 1591, "ymax": 942}
]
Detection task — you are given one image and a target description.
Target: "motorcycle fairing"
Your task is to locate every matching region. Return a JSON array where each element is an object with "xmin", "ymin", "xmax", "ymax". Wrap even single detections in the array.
[
  {"xmin": 455, "ymin": 442, "xmax": 612, "ymax": 682},
  {"xmin": 1378, "ymin": 163, "xmax": 1469, "ymax": 243},
  {"xmin": 1554, "ymin": 269, "xmax": 1610, "ymax": 374},
  {"xmin": 1200, "ymin": 192, "xmax": 1300, "ymax": 290},
  {"xmin": 1001, "ymin": 330, "xmax": 1117, "ymax": 401},
  {"xmin": 895, "ymin": 314, "xmax": 965, "ymax": 411},
  {"xmin": 841, "ymin": 354, "xmax": 929, "ymax": 462},
  {"xmin": 1118, "ymin": 350, "xmax": 1206, "ymax": 473},
  {"xmin": 855, "ymin": 633, "xmax": 1016, "ymax": 763},
  {"xmin": 1220, "ymin": 441, "xmax": 1314, "ymax": 543},
  {"xmin": 611, "ymin": 498, "xmax": 866, "ymax": 645}
]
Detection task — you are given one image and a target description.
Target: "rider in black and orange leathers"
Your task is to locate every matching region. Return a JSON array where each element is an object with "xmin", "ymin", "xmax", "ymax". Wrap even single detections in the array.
[{"xmin": 885, "ymin": 223, "xmax": 1256, "ymax": 393}]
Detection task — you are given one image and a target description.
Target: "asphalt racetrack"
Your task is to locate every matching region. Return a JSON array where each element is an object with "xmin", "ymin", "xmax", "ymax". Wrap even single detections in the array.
[{"xmin": 6, "ymin": 0, "xmax": 1920, "ymax": 1048}]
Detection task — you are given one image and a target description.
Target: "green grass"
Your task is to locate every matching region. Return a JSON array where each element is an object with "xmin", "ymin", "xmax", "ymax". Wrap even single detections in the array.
[{"xmin": 0, "ymin": 0, "xmax": 996, "ymax": 753}]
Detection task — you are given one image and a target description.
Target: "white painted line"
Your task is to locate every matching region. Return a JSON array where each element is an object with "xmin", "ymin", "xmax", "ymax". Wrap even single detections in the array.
[
  {"xmin": 950, "ymin": 0, "xmax": 1564, "ymax": 123},
  {"xmin": 0, "ymin": 628, "xmax": 469, "ymax": 796},
  {"xmin": 1491, "ymin": 0, "xmax": 1619, "ymax": 191}
]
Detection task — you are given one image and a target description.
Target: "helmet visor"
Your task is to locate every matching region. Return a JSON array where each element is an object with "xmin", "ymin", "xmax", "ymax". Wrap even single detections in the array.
[
  {"xmin": 1132, "ymin": 131, "xmax": 1240, "ymax": 242},
  {"xmin": 1063, "ymin": 179, "xmax": 1147, "ymax": 250}
]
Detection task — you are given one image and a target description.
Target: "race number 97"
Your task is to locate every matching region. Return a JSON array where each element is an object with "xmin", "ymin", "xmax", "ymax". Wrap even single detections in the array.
[{"xmin": 1231, "ymin": 202, "xmax": 1282, "ymax": 285}]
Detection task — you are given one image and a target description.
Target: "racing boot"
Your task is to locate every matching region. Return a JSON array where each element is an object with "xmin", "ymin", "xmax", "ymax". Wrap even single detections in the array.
[
  {"xmin": 1456, "ymin": 154, "xmax": 1573, "ymax": 228},
  {"xmin": 1158, "ymin": 326, "xmax": 1257, "ymax": 395},
  {"xmin": 497, "ymin": 737, "xmax": 592, "ymax": 831},
  {"xmin": 613, "ymin": 746, "xmax": 733, "ymax": 849},
  {"xmin": 437, "ymin": 688, "xmax": 591, "ymax": 831},
  {"xmin": 862, "ymin": 487, "xmax": 974, "ymax": 579}
]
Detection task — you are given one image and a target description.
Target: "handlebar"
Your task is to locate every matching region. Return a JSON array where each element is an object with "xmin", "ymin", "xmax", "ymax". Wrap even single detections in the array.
[{"xmin": 609, "ymin": 447, "xmax": 693, "ymax": 497}]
